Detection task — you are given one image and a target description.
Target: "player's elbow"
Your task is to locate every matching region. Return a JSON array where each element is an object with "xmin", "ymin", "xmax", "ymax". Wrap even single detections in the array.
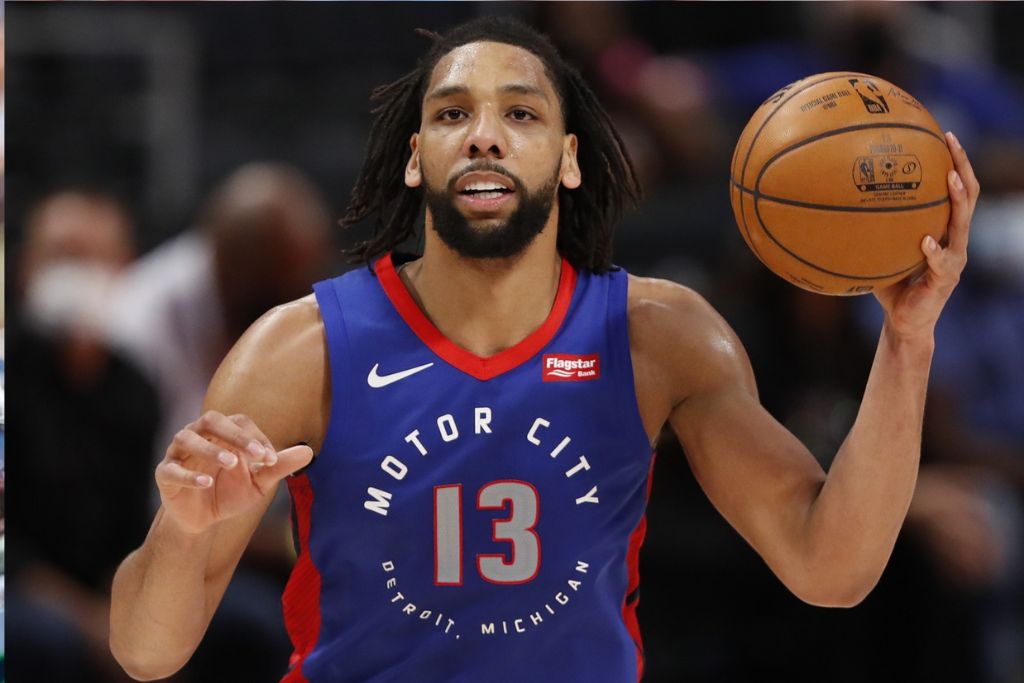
[
  {"xmin": 795, "ymin": 581, "xmax": 875, "ymax": 608},
  {"xmin": 788, "ymin": 570, "xmax": 880, "ymax": 608},
  {"xmin": 110, "ymin": 634, "xmax": 191, "ymax": 681}
]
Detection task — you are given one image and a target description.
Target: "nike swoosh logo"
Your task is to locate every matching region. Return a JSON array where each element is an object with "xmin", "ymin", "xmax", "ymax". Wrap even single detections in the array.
[{"xmin": 367, "ymin": 362, "xmax": 435, "ymax": 388}]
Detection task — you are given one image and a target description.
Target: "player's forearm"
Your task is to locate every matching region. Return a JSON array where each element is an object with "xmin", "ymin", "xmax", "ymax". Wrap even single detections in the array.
[
  {"xmin": 802, "ymin": 323, "xmax": 934, "ymax": 606},
  {"xmin": 110, "ymin": 508, "xmax": 221, "ymax": 680}
]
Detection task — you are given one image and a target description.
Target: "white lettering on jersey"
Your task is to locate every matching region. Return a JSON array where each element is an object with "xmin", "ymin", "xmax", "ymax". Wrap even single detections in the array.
[
  {"xmin": 380, "ymin": 455, "xmax": 408, "ymax": 480},
  {"xmin": 437, "ymin": 414, "xmax": 459, "ymax": 442},
  {"xmin": 474, "ymin": 407, "xmax": 493, "ymax": 434},
  {"xmin": 476, "ymin": 562, "xmax": 588, "ymax": 636},
  {"xmin": 544, "ymin": 356, "xmax": 598, "ymax": 371},
  {"xmin": 364, "ymin": 487, "xmax": 393, "ymax": 516},
  {"xmin": 405, "ymin": 429, "xmax": 428, "ymax": 456},
  {"xmin": 549, "ymin": 436, "xmax": 571, "ymax": 459},
  {"xmin": 575, "ymin": 486, "xmax": 600, "ymax": 505},
  {"xmin": 526, "ymin": 417, "xmax": 550, "ymax": 445},
  {"xmin": 362, "ymin": 403, "xmax": 618, "ymax": 641},
  {"xmin": 565, "ymin": 455, "xmax": 591, "ymax": 478},
  {"xmin": 382, "ymin": 561, "xmax": 461, "ymax": 640}
]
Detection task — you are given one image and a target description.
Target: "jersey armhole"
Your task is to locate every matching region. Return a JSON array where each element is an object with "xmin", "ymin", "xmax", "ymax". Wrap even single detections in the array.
[
  {"xmin": 609, "ymin": 271, "xmax": 656, "ymax": 452},
  {"xmin": 310, "ymin": 278, "xmax": 356, "ymax": 476}
]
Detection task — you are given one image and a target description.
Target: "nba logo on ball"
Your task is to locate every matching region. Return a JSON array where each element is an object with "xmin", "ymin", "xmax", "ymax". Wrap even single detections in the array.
[{"xmin": 729, "ymin": 72, "xmax": 953, "ymax": 296}]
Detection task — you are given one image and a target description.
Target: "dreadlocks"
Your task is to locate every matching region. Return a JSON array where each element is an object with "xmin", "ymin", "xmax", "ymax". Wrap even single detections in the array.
[{"xmin": 340, "ymin": 16, "xmax": 642, "ymax": 273}]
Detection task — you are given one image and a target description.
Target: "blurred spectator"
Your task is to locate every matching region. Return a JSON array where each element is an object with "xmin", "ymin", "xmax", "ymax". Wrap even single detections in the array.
[
  {"xmin": 103, "ymin": 162, "xmax": 333, "ymax": 681},
  {"xmin": 853, "ymin": 151, "xmax": 1024, "ymax": 683},
  {"xmin": 911, "ymin": 194, "xmax": 1024, "ymax": 683},
  {"xmin": 105, "ymin": 162, "xmax": 333, "ymax": 475},
  {"xmin": 5, "ymin": 190, "xmax": 159, "ymax": 683}
]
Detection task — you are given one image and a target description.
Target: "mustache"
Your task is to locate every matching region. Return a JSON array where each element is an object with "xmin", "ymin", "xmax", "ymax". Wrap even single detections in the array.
[{"xmin": 446, "ymin": 161, "xmax": 523, "ymax": 193}]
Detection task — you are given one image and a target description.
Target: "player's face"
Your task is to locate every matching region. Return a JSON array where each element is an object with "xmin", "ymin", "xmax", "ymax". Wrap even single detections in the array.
[{"xmin": 405, "ymin": 41, "xmax": 581, "ymax": 259}]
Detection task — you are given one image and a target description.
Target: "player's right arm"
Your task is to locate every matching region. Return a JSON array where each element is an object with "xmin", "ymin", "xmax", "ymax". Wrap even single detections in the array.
[{"xmin": 110, "ymin": 295, "xmax": 329, "ymax": 681}]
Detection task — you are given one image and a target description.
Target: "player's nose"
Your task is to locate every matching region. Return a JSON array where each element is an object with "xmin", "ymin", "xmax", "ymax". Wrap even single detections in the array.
[{"xmin": 463, "ymin": 107, "xmax": 506, "ymax": 159}]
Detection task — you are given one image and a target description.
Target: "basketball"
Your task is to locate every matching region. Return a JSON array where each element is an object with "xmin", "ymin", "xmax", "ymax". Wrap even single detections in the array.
[{"xmin": 729, "ymin": 72, "xmax": 954, "ymax": 295}]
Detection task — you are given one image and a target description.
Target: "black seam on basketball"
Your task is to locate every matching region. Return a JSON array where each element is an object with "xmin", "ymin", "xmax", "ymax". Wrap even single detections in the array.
[
  {"xmin": 730, "ymin": 180, "xmax": 950, "ymax": 213},
  {"xmin": 758, "ymin": 122, "xmax": 946, "ymax": 177},
  {"xmin": 744, "ymin": 118, "xmax": 946, "ymax": 280},
  {"xmin": 750, "ymin": 193, "xmax": 927, "ymax": 281},
  {"xmin": 737, "ymin": 72, "xmax": 869, "ymax": 262}
]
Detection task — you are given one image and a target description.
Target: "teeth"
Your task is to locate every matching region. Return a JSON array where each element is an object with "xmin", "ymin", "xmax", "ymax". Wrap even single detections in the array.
[
  {"xmin": 471, "ymin": 191, "xmax": 505, "ymax": 200},
  {"xmin": 464, "ymin": 181, "xmax": 509, "ymax": 192}
]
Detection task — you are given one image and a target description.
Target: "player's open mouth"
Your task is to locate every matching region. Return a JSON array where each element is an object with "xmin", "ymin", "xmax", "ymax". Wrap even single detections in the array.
[{"xmin": 455, "ymin": 173, "xmax": 516, "ymax": 211}]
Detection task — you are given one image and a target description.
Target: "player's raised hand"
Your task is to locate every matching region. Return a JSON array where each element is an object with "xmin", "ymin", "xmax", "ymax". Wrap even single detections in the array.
[
  {"xmin": 155, "ymin": 411, "xmax": 314, "ymax": 535},
  {"xmin": 873, "ymin": 131, "xmax": 980, "ymax": 341}
]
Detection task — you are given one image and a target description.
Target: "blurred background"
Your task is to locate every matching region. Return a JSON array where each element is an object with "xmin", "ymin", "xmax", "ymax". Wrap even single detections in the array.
[{"xmin": 3, "ymin": 2, "xmax": 1023, "ymax": 681}]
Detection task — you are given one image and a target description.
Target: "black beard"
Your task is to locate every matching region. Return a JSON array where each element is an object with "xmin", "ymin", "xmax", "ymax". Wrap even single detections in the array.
[{"xmin": 424, "ymin": 162, "xmax": 559, "ymax": 260}]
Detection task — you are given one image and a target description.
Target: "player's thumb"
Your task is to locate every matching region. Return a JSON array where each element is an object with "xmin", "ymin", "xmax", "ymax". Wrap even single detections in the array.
[{"xmin": 256, "ymin": 444, "xmax": 315, "ymax": 483}]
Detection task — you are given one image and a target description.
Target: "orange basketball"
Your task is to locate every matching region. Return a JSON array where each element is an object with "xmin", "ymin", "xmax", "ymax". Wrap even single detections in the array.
[{"xmin": 729, "ymin": 72, "xmax": 953, "ymax": 295}]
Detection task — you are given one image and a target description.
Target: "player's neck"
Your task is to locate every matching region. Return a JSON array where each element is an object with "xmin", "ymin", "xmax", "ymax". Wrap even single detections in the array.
[{"xmin": 400, "ymin": 228, "xmax": 563, "ymax": 358}]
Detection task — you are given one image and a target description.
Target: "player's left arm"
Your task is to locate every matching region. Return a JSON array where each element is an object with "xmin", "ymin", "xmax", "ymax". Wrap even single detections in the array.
[{"xmin": 658, "ymin": 133, "xmax": 978, "ymax": 607}]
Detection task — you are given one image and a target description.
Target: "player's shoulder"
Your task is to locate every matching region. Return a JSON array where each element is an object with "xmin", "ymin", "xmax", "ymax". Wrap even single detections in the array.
[
  {"xmin": 626, "ymin": 274, "xmax": 730, "ymax": 342},
  {"xmin": 241, "ymin": 294, "xmax": 325, "ymax": 357},
  {"xmin": 205, "ymin": 294, "xmax": 321, "ymax": 395},
  {"xmin": 205, "ymin": 294, "xmax": 328, "ymax": 449},
  {"xmin": 626, "ymin": 274, "xmax": 751, "ymax": 399}
]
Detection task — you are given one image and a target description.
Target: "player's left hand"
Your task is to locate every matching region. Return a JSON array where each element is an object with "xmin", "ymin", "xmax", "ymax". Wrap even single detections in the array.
[{"xmin": 873, "ymin": 131, "xmax": 979, "ymax": 341}]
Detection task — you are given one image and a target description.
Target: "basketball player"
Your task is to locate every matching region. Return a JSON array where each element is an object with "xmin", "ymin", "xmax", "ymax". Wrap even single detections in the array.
[{"xmin": 110, "ymin": 17, "xmax": 979, "ymax": 682}]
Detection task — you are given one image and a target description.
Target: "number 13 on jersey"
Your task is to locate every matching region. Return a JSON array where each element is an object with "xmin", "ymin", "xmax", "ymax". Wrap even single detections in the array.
[{"xmin": 434, "ymin": 481, "xmax": 541, "ymax": 586}]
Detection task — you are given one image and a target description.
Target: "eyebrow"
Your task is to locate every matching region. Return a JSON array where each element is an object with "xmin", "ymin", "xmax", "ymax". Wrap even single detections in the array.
[{"xmin": 425, "ymin": 83, "xmax": 551, "ymax": 103}]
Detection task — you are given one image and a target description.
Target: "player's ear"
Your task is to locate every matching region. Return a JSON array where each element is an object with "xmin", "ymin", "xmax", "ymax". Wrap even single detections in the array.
[
  {"xmin": 405, "ymin": 133, "xmax": 422, "ymax": 188},
  {"xmin": 560, "ymin": 133, "xmax": 581, "ymax": 189}
]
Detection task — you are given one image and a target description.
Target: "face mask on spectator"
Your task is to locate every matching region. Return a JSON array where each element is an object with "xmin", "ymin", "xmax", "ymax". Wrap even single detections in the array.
[{"xmin": 23, "ymin": 260, "xmax": 119, "ymax": 337}]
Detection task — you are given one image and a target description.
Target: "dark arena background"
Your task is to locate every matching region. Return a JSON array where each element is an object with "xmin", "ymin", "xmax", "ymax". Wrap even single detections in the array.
[{"xmin": 3, "ymin": 3, "xmax": 1024, "ymax": 682}]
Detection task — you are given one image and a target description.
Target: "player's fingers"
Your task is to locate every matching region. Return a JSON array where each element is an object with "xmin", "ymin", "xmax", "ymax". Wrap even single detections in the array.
[
  {"xmin": 189, "ymin": 411, "xmax": 274, "ymax": 464},
  {"xmin": 168, "ymin": 428, "xmax": 240, "ymax": 470},
  {"xmin": 227, "ymin": 413, "xmax": 277, "ymax": 466},
  {"xmin": 945, "ymin": 131, "xmax": 981, "ymax": 209},
  {"xmin": 944, "ymin": 168, "xmax": 972, "ymax": 256},
  {"xmin": 156, "ymin": 460, "xmax": 214, "ymax": 490},
  {"xmin": 921, "ymin": 233, "xmax": 962, "ymax": 295},
  {"xmin": 252, "ymin": 444, "xmax": 314, "ymax": 484}
]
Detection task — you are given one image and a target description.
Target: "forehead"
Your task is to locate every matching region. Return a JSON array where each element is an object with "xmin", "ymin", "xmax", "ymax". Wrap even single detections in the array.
[
  {"xmin": 31, "ymin": 196, "xmax": 130, "ymax": 261},
  {"xmin": 426, "ymin": 41, "xmax": 557, "ymax": 99}
]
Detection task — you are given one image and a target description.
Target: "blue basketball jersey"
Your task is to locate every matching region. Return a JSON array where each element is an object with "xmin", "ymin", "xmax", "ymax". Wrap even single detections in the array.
[{"xmin": 283, "ymin": 253, "xmax": 654, "ymax": 683}]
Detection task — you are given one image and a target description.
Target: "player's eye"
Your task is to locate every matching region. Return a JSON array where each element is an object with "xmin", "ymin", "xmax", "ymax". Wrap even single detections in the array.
[
  {"xmin": 509, "ymin": 109, "xmax": 535, "ymax": 122},
  {"xmin": 438, "ymin": 109, "xmax": 466, "ymax": 122}
]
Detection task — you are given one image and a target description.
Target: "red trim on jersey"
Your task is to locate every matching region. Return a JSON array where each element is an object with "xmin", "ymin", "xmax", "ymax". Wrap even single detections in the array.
[
  {"xmin": 281, "ymin": 475, "xmax": 321, "ymax": 683},
  {"xmin": 375, "ymin": 252, "xmax": 578, "ymax": 381},
  {"xmin": 622, "ymin": 452, "xmax": 657, "ymax": 682}
]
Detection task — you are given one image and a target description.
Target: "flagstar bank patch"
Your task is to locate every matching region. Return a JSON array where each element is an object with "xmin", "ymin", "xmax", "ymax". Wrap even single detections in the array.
[{"xmin": 542, "ymin": 354, "xmax": 601, "ymax": 382}]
